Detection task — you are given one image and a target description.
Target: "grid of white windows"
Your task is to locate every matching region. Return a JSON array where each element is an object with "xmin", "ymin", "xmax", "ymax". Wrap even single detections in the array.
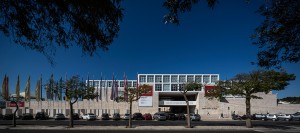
[
  {"xmin": 195, "ymin": 75, "xmax": 202, "ymax": 83},
  {"xmin": 163, "ymin": 75, "xmax": 170, "ymax": 83},
  {"xmin": 187, "ymin": 75, "xmax": 194, "ymax": 82},
  {"xmin": 147, "ymin": 75, "xmax": 154, "ymax": 83},
  {"xmin": 203, "ymin": 75, "xmax": 210, "ymax": 83},
  {"xmin": 171, "ymin": 84, "xmax": 178, "ymax": 91},
  {"xmin": 163, "ymin": 84, "xmax": 170, "ymax": 91},
  {"xmin": 155, "ymin": 75, "xmax": 162, "ymax": 83},
  {"xmin": 211, "ymin": 75, "xmax": 219, "ymax": 83},
  {"xmin": 171, "ymin": 75, "xmax": 178, "ymax": 83},
  {"xmin": 179, "ymin": 75, "xmax": 186, "ymax": 83},
  {"xmin": 155, "ymin": 84, "xmax": 162, "ymax": 91},
  {"xmin": 139, "ymin": 75, "xmax": 146, "ymax": 83}
]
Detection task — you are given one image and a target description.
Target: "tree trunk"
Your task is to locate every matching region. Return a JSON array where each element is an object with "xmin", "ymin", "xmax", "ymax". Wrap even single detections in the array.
[
  {"xmin": 245, "ymin": 96, "xmax": 252, "ymax": 128},
  {"xmin": 12, "ymin": 101, "xmax": 18, "ymax": 127},
  {"xmin": 183, "ymin": 94, "xmax": 191, "ymax": 128},
  {"xmin": 69, "ymin": 100, "xmax": 74, "ymax": 128},
  {"xmin": 128, "ymin": 99, "xmax": 132, "ymax": 128}
]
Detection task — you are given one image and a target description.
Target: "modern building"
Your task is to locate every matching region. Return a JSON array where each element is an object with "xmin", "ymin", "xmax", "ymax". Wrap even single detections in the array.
[{"xmin": 2, "ymin": 74, "xmax": 299, "ymax": 118}]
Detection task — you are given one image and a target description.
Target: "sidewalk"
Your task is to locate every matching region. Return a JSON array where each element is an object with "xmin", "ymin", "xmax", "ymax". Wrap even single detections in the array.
[{"xmin": 0, "ymin": 125, "xmax": 252, "ymax": 130}]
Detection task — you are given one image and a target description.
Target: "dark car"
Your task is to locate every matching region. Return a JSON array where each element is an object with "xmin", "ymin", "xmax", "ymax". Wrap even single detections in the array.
[
  {"xmin": 175, "ymin": 113, "xmax": 186, "ymax": 120},
  {"xmin": 167, "ymin": 113, "xmax": 176, "ymax": 120},
  {"xmin": 21, "ymin": 113, "xmax": 34, "ymax": 120},
  {"xmin": 73, "ymin": 113, "xmax": 80, "ymax": 120},
  {"xmin": 132, "ymin": 112, "xmax": 143, "ymax": 120},
  {"xmin": 3, "ymin": 114, "xmax": 13, "ymax": 120},
  {"xmin": 35, "ymin": 112, "xmax": 49, "ymax": 120},
  {"xmin": 101, "ymin": 113, "xmax": 110, "ymax": 120},
  {"xmin": 112, "ymin": 113, "xmax": 121, "ymax": 120}
]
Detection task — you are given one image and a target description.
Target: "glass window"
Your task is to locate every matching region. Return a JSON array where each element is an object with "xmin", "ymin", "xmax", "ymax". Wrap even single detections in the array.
[
  {"xmin": 187, "ymin": 75, "xmax": 194, "ymax": 82},
  {"xmin": 120, "ymin": 81, "xmax": 124, "ymax": 87},
  {"xmin": 101, "ymin": 81, "xmax": 106, "ymax": 87},
  {"xmin": 108, "ymin": 81, "xmax": 112, "ymax": 87},
  {"xmin": 139, "ymin": 75, "xmax": 146, "ymax": 83},
  {"xmin": 179, "ymin": 75, "xmax": 186, "ymax": 83},
  {"xmin": 163, "ymin": 84, "xmax": 170, "ymax": 91},
  {"xmin": 171, "ymin": 75, "xmax": 178, "ymax": 83},
  {"xmin": 179, "ymin": 84, "xmax": 185, "ymax": 91},
  {"xmin": 155, "ymin": 75, "xmax": 162, "ymax": 83},
  {"xmin": 128, "ymin": 81, "xmax": 132, "ymax": 87},
  {"xmin": 155, "ymin": 84, "xmax": 162, "ymax": 91},
  {"xmin": 94, "ymin": 81, "xmax": 99, "ymax": 88},
  {"xmin": 211, "ymin": 75, "xmax": 218, "ymax": 83},
  {"xmin": 133, "ymin": 81, "xmax": 137, "ymax": 87},
  {"xmin": 203, "ymin": 75, "xmax": 210, "ymax": 83},
  {"xmin": 163, "ymin": 75, "xmax": 170, "ymax": 83},
  {"xmin": 195, "ymin": 75, "xmax": 202, "ymax": 83},
  {"xmin": 171, "ymin": 84, "xmax": 178, "ymax": 91},
  {"xmin": 147, "ymin": 75, "xmax": 154, "ymax": 83}
]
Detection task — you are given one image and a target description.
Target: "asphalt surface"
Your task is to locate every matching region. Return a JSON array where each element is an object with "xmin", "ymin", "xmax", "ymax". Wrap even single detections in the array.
[{"xmin": 0, "ymin": 119, "xmax": 300, "ymax": 133}]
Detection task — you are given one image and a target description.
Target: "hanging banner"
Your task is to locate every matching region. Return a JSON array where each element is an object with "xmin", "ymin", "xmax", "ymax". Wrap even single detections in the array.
[{"xmin": 7, "ymin": 101, "xmax": 25, "ymax": 107}]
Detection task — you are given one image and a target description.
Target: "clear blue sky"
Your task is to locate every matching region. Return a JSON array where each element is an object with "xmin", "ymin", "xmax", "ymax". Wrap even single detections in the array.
[{"xmin": 0, "ymin": 0, "xmax": 299, "ymax": 99}]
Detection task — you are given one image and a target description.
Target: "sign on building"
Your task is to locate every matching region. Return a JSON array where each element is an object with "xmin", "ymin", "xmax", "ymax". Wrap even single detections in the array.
[{"xmin": 139, "ymin": 85, "xmax": 153, "ymax": 107}]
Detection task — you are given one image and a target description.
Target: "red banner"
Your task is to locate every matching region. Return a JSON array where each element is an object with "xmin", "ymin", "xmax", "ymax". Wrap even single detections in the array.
[
  {"xmin": 142, "ymin": 86, "xmax": 153, "ymax": 96},
  {"xmin": 7, "ymin": 101, "xmax": 25, "ymax": 107}
]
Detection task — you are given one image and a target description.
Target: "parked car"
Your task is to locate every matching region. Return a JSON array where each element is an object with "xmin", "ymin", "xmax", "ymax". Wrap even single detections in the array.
[
  {"xmin": 101, "ymin": 113, "xmax": 109, "ymax": 120},
  {"xmin": 21, "ymin": 113, "xmax": 34, "ymax": 120},
  {"xmin": 252, "ymin": 114, "xmax": 266, "ymax": 120},
  {"xmin": 112, "ymin": 113, "xmax": 121, "ymax": 120},
  {"xmin": 291, "ymin": 112, "xmax": 300, "ymax": 121},
  {"xmin": 123, "ymin": 113, "xmax": 130, "ymax": 120},
  {"xmin": 166, "ymin": 113, "xmax": 176, "ymax": 120},
  {"xmin": 153, "ymin": 112, "xmax": 167, "ymax": 121},
  {"xmin": 35, "ymin": 112, "xmax": 49, "ymax": 120},
  {"xmin": 72, "ymin": 113, "xmax": 80, "ymax": 120},
  {"xmin": 277, "ymin": 114, "xmax": 291, "ymax": 121},
  {"xmin": 82, "ymin": 113, "xmax": 97, "ymax": 120},
  {"xmin": 175, "ymin": 113, "xmax": 186, "ymax": 120},
  {"xmin": 54, "ymin": 113, "xmax": 65, "ymax": 120},
  {"xmin": 132, "ymin": 112, "xmax": 143, "ymax": 120},
  {"xmin": 265, "ymin": 114, "xmax": 278, "ymax": 121},
  {"xmin": 143, "ymin": 113, "xmax": 152, "ymax": 120},
  {"xmin": 3, "ymin": 114, "xmax": 13, "ymax": 120},
  {"xmin": 190, "ymin": 113, "xmax": 201, "ymax": 121}
]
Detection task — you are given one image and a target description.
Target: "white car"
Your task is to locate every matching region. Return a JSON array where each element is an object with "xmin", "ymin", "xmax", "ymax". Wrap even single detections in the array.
[
  {"xmin": 265, "ymin": 114, "xmax": 278, "ymax": 121},
  {"xmin": 277, "ymin": 114, "xmax": 291, "ymax": 121},
  {"xmin": 82, "ymin": 113, "xmax": 97, "ymax": 120}
]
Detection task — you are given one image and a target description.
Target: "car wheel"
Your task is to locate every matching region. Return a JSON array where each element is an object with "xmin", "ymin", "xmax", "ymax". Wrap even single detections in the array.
[{"xmin": 272, "ymin": 119, "xmax": 276, "ymax": 121}]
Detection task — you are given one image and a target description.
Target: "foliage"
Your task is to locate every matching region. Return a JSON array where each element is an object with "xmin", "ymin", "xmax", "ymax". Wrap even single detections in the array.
[
  {"xmin": 163, "ymin": 0, "xmax": 217, "ymax": 25},
  {"xmin": 0, "ymin": 0, "xmax": 123, "ymax": 65},
  {"xmin": 279, "ymin": 97, "xmax": 300, "ymax": 104},
  {"xmin": 211, "ymin": 70, "xmax": 296, "ymax": 99},
  {"xmin": 207, "ymin": 69, "xmax": 295, "ymax": 128},
  {"xmin": 252, "ymin": 0, "xmax": 300, "ymax": 68}
]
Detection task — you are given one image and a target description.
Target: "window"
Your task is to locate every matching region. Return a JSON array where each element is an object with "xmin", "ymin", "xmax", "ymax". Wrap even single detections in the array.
[
  {"xmin": 163, "ymin": 84, "xmax": 170, "ymax": 91},
  {"xmin": 163, "ymin": 75, "xmax": 170, "ymax": 83},
  {"xmin": 120, "ymin": 81, "xmax": 124, "ymax": 87},
  {"xmin": 179, "ymin": 84, "xmax": 185, "ymax": 91},
  {"xmin": 128, "ymin": 81, "xmax": 132, "ymax": 87},
  {"xmin": 179, "ymin": 75, "xmax": 186, "ymax": 82},
  {"xmin": 171, "ymin": 75, "xmax": 178, "ymax": 83},
  {"xmin": 94, "ymin": 81, "xmax": 99, "ymax": 88},
  {"xmin": 147, "ymin": 75, "xmax": 154, "ymax": 83},
  {"xmin": 108, "ymin": 81, "xmax": 112, "ymax": 87},
  {"xmin": 171, "ymin": 84, "xmax": 178, "ymax": 91},
  {"xmin": 133, "ymin": 81, "xmax": 137, "ymax": 87},
  {"xmin": 203, "ymin": 75, "xmax": 210, "ymax": 83},
  {"xmin": 187, "ymin": 75, "xmax": 194, "ymax": 82},
  {"xmin": 155, "ymin": 75, "xmax": 162, "ymax": 83},
  {"xmin": 155, "ymin": 84, "xmax": 162, "ymax": 91},
  {"xmin": 195, "ymin": 75, "xmax": 202, "ymax": 83},
  {"xmin": 211, "ymin": 75, "xmax": 218, "ymax": 83},
  {"xmin": 101, "ymin": 81, "xmax": 106, "ymax": 87},
  {"xmin": 139, "ymin": 75, "xmax": 146, "ymax": 83}
]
